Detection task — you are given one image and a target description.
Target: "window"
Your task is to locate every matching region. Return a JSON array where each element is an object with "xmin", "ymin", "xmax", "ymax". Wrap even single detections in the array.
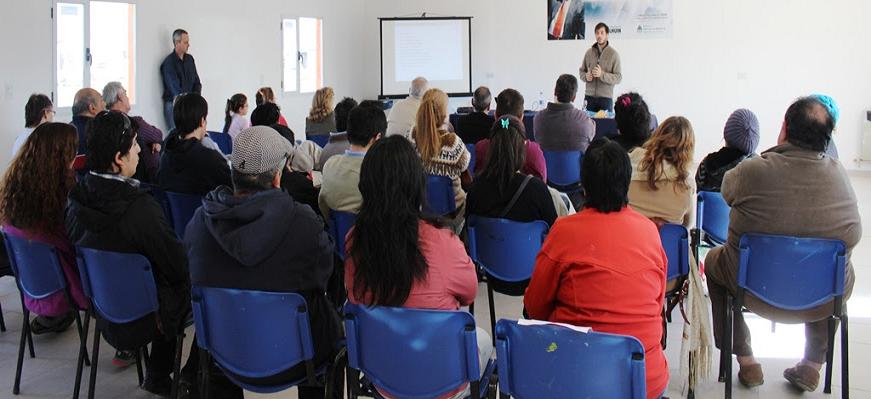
[
  {"xmin": 282, "ymin": 17, "xmax": 323, "ymax": 93},
  {"xmin": 54, "ymin": 1, "xmax": 136, "ymax": 108}
]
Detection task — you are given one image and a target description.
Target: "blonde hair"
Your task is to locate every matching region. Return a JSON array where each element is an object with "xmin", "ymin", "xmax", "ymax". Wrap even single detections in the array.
[
  {"xmin": 412, "ymin": 88, "xmax": 449, "ymax": 161},
  {"xmin": 308, "ymin": 87, "xmax": 334, "ymax": 122},
  {"xmin": 640, "ymin": 116, "xmax": 695, "ymax": 192}
]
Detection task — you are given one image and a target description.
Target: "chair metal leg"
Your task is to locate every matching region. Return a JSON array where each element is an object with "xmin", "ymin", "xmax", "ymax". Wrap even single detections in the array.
[
  {"xmin": 13, "ymin": 308, "xmax": 28, "ymax": 395},
  {"xmin": 469, "ymin": 301, "xmax": 475, "ymax": 316},
  {"xmin": 26, "ymin": 327, "xmax": 35, "ymax": 359},
  {"xmin": 199, "ymin": 349, "xmax": 210, "ymax": 399},
  {"xmin": 170, "ymin": 333, "xmax": 184, "ymax": 399},
  {"xmin": 81, "ymin": 312, "xmax": 91, "ymax": 367},
  {"xmin": 825, "ymin": 317, "xmax": 836, "ymax": 394},
  {"xmin": 718, "ymin": 294, "xmax": 727, "ymax": 383},
  {"xmin": 841, "ymin": 314, "xmax": 849, "ymax": 399},
  {"xmin": 86, "ymin": 324, "xmax": 101, "ymax": 399},
  {"xmin": 724, "ymin": 295, "xmax": 733, "ymax": 399},
  {"xmin": 19, "ymin": 294, "xmax": 35, "ymax": 359},
  {"xmin": 0, "ymin": 300, "xmax": 6, "ymax": 332},
  {"xmin": 346, "ymin": 367, "xmax": 359, "ymax": 399},
  {"xmin": 73, "ymin": 310, "xmax": 88, "ymax": 399},
  {"xmin": 135, "ymin": 348, "xmax": 144, "ymax": 386},
  {"xmin": 486, "ymin": 282, "xmax": 497, "ymax": 346}
]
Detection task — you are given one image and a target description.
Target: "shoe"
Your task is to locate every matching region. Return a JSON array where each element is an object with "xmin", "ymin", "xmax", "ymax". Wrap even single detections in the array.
[
  {"xmin": 141, "ymin": 375, "xmax": 172, "ymax": 397},
  {"xmin": 112, "ymin": 350, "xmax": 137, "ymax": 368},
  {"xmin": 784, "ymin": 364, "xmax": 820, "ymax": 392},
  {"xmin": 737, "ymin": 363, "xmax": 764, "ymax": 388},
  {"xmin": 30, "ymin": 312, "xmax": 75, "ymax": 335}
]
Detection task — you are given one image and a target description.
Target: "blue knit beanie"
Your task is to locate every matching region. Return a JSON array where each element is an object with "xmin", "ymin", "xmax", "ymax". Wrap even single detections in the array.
[{"xmin": 723, "ymin": 109, "xmax": 760, "ymax": 154}]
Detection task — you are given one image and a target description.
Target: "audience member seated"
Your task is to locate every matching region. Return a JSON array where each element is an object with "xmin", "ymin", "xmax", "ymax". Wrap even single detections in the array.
[
  {"xmin": 386, "ymin": 76, "xmax": 428, "ymax": 138},
  {"xmin": 317, "ymin": 97, "xmax": 358, "ymax": 170},
  {"xmin": 66, "ymin": 111, "xmax": 193, "ymax": 395},
  {"xmin": 1, "ymin": 123, "xmax": 87, "ymax": 334},
  {"xmin": 456, "ymin": 86, "xmax": 495, "ymax": 145},
  {"xmin": 411, "ymin": 88, "xmax": 471, "ymax": 231},
  {"xmin": 696, "ymin": 109, "xmax": 760, "ymax": 192},
  {"xmin": 306, "ymin": 87, "xmax": 336, "ymax": 137},
  {"xmin": 628, "ymin": 116, "xmax": 696, "ymax": 228},
  {"xmin": 186, "ymin": 125, "xmax": 341, "ymax": 399},
  {"xmin": 613, "ymin": 92, "xmax": 653, "ymax": 152},
  {"xmin": 705, "ymin": 96, "xmax": 862, "ymax": 392},
  {"xmin": 282, "ymin": 143, "xmax": 324, "ymax": 218},
  {"xmin": 533, "ymin": 74, "xmax": 595, "ymax": 153},
  {"xmin": 474, "ymin": 89, "xmax": 547, "ymax": 181},
  {"xmin": 319, "ymin": 103, "xmax": 385, "ymax": 219},
  {"xmin": 158, "ymin": 93, "xmax": 232, "ymax": 196},
  {"xmin": 344, "ymin": 135, "xmax": 491, "ymax": 399},
  {"xmin": 103, "ymin": 81, "xmax": 163, "ymax": 183},
  {"xmin": 255, "ymin": 87, "xmax": 288, "ymax": 126},
  {"xmin": 524, "ymin": 138, "xmax": 668, "ymax": 399},
  {"xmin": 70, "ymin": 88, "xmax": 106, "ymax": 155},
  {"xmin": 251, "ymin": 102, "xmax": 295, "ymax": 144},
  {"xmin": 12, "ymin": 93, "xmax": 54, "ymax": 156},
  {"xmin": 222, "ymin": 93, "xmax": 250, "ymax": 139}
]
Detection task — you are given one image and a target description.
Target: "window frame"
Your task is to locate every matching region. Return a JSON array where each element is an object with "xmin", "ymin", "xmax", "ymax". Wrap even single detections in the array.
[
  {"xmin": 52, "ymin": 0, "xmax": 137, "ymax": 110},
  {"xmin": 281, "ymin": 15, "xmax": 324, "ymax": 95}
]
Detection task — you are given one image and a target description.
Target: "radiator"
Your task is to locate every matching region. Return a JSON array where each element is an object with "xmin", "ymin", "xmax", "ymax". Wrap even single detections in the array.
[{"xmin": 864, "ymin": 111, "xmax": 871, "ymax": 161}]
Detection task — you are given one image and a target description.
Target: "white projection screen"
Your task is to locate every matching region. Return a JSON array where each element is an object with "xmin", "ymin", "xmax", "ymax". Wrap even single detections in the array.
[{"xmin": 380, "ymin": 17, "xmax": 472, "ymax": 98}]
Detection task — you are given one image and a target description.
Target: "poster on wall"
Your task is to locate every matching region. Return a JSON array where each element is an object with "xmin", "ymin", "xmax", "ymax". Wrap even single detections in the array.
[{"xmin": 547, "ymin": 0, "xmax": 673, "ymax": 40}]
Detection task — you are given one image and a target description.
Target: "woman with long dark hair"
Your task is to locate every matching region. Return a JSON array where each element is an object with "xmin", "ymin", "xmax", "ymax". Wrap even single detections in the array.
[
  {"xmin": 613, "ymin": 92, "xmax": 653, "ymax": 152},
  {"xmin": 222, "ymin": 93, "xmax": 250, "ymax": 138},
  {"xmin": 344, "ymin": 136, "xmax": 490, "ymax": 398},
  {"xmin": 0, "ymin": 122, "xmax": 86, "ymax": 334}
]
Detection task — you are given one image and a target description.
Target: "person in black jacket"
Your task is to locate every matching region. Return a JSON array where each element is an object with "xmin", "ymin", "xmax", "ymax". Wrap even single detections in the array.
[
  {"xmin": 66, "ymin": 110, "xmax": 192, "ymax": 396},
  {"xmin": 158, "ymin": 93, "xmax": 232, "ymax": 196},
  {"xmin": 456, "ymin": 86, "xmax": 495, "ymax": 145},
  {"xmin": 185, "ymin": 125, "xmax": 341, "ymax": 398}
]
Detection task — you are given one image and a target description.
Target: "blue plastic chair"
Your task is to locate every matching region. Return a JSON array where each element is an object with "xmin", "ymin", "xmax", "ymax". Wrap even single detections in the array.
[
  {"xmin": 719, "ymin": 234, "xmax": 849, "ymax": 399},
  {"xmin": 467, "ymin": 216, "xmax": 549, "ymax": 341},
  {"xmin": 344, "ymin": 303, "xmax": 495, "ymax": 399},
  {"xmin": 542, "ymin": 150, "xmax": 583, "ymax": 192},
  {"xmin": 425, "ymin": 175, "xmax": 457, "ymax": 217},
  {"xmin": 660, "ymin": 224, "xmax": 690, "ymax": 325},
  {"xmin": 328, "ymin": 210, "xmax": 356, "ymax": 261},
  {"xmin": 2, "ymin": 231, "xmax": 90, "ymax": 396},
  {"xmin": 308, "ymin": 134, "xmax": 330, "ymax": 148},
  {"xmin": 164, "ymin": 191, "xmax": 203, "ymax": 239},
  {"xmin": 76, "ymin": 247, "xmax": 186, "ymax": 399},
  {"xmin": 208, "ymin": 131, "xmax": 233, "ymax": 155},
  {"xmin": 465, "ymin": 143, "xmax": 476, "ymax": 175},
  {"xmin": 191, "ymin": 286, "xmax": 326, "ymax": 394},
  {"xmin": 495, "ymin": 319, "xmax": 646, "ymax": 399}
]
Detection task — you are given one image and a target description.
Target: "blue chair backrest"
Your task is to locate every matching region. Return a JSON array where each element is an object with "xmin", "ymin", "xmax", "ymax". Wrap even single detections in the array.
[
  {"xmin": 2, "ymin": 231, "xmax": 67, "ymax": 300},
  {"xmin": 209, "ymin": 131, "xmax": 233, "ymax": 155},
  {"xmin": 543, "ymin": 150, "xmax": 583, "ymax": 186},
  {"xmin": 191, "ymin": 286, "xmax": 314, "ymax": 387},
  {"xmin": 467, "ymin": 216, "xmax": 549, "ymax": 282},
  {"xmin": 425, "ymin": 175, "xmax": 456, "ymax": 216},
  {"xmin": 164, "ymin": 191, "xmax": 203, "ymax": 239},
  {"xmin": 696, "ymin": 191, "xmax": 729, "ymax": 244},
  {"xmin": 738, "ymin": 234, "xmax": 847, "ymax": 311},
  {"xmin": 76, "ymin": 247, "xmax": 158, "ymax": 324},
  {"xmin": 308, "ymin": 135, "xmax": 329, "ymax": 148},
  {"xmin": 660, "ymin": 223, "xmax": 690, "ymax": 282},
  {"xmin": 328, "ymin": 210, "xmax": 356, "ymax": 260},
  {"xmin": 495, "ymin": 319, "xmax": 646, "ymax": 399},
  {"xmin": 466, "ymin": 143, "xmax": 476, "ymax": 174},
  {"xmin": 344, "ymin": 303, "xmax": 482, "ymax": 399}
]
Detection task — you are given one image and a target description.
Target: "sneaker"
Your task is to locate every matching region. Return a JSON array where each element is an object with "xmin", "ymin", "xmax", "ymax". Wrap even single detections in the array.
[
  {"xmin": 30, "ymin": 312, "xmax": 75, "ymax": 335},
  {"xmin": 141, "ymin": 375, "xmax": 172, "ymax": 397},
  {"xmin": 112, "ymin": 350, "xmax": 137, "ymax": 368}
]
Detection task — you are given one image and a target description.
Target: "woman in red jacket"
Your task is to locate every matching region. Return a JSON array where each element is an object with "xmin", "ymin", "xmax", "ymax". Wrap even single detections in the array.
[{"xmin": 524, "ymin": 137, "xmax": 669, "ymax": 399}]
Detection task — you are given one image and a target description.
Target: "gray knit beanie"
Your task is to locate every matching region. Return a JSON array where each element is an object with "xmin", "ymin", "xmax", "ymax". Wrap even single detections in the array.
[{"xmin": 723, "ymin": 109, "xmax": 760, "ymax": 154}]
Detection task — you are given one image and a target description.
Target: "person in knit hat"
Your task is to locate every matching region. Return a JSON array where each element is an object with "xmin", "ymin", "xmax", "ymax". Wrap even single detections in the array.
[{"xmin": 695, "ymin": 108, "xmax": 760, "ymax": 192}]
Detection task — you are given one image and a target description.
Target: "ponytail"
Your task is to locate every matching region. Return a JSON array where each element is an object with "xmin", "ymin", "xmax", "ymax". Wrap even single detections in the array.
[{"xmin": 222, "ymin": 99, "xmax": 233, "ymax": 134}]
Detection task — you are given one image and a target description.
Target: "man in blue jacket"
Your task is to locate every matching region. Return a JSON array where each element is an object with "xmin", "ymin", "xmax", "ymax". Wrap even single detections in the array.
[{"xmin": 160, "ymin": 29, "xmax": 202, "ymax": 131}]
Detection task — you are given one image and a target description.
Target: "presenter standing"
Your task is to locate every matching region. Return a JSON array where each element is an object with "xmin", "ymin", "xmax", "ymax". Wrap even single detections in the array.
[
  {"xmin": 580, "ymin": 23, "xmax": 621, "ymax": 112},
  {"xmin": 161, "ymin": 29, "xmax": 202, "ymax": 130}
]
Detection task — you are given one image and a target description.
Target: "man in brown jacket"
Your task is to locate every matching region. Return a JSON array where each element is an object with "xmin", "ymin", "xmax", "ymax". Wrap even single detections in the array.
[
  {"xmin": 706, "ymin": 97, "xmax": 861, "ymax": 392},
  {"xmin": 579, "ymin": 23, "xmax": 622, "ymax": 112}
]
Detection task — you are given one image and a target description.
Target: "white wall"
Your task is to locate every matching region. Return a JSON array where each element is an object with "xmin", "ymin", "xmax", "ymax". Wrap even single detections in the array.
[
  {"xmin": 361, "ymin": 0, "xmax": 871, "ymax": 170},
  {"xmin": 0, "ymin": 0, "xmax": 366, "ymax": 168}
]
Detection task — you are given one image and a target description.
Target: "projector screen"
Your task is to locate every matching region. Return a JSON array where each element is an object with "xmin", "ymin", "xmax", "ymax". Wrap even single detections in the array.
[{"xmin": 380, "ymin": 17, "xmax": 472, "ymax": 99}]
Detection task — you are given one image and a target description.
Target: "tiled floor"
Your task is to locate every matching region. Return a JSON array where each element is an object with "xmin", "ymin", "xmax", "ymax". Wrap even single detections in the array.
[{"xmin": 1, "ymin": 174, "xmax": 869, "ymax": 399}]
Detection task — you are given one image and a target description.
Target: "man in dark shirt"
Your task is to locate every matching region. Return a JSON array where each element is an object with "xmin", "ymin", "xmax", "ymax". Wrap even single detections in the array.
[
  {"xmin": 456, "ymin": 86, "xmax": 495, "ymax": 145},
  {"xmin": 70, "ymin": 88, "xmax": 106, "ymax": 155},
  {"xmin": 160, "ymin": 29, "xmax": 202, "ymax": 131}
]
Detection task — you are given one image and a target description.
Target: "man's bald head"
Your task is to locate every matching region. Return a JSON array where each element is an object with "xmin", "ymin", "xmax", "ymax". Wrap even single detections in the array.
[
  {"xmin": 409, "ymin": 77, "xmax": 428, "ymax": 99},
  {"xmin": 784, "ymin": 97, "xmax": 834, "ymax": 152},
  {"xmin": 72, "ymin": 88, "xmax": 106, "ymax": 117}
]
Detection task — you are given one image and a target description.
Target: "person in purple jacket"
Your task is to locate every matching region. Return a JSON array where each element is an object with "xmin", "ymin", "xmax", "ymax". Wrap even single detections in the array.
[{"xmin": 103, "ymin": 81, "xmax": 164, "ymax": 183}]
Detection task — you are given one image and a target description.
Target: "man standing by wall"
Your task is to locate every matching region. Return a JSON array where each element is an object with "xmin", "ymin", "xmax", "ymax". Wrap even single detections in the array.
[
  {"xmin": 580, "ymin": 23, "xmax": 621, "ymax": 112},
  {"xmin": 160, "ymin": 29, "xmax": 202, "ymax": 130}
]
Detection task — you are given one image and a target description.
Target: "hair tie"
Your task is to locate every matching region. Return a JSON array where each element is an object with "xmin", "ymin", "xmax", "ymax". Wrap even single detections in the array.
[
  {"xmin": 620, "ymin": 96, "xmax": 632, "ymax": 107},
  {"xmin": 500, "ymin": 118, "xmax": 510, "ymax": 129}
]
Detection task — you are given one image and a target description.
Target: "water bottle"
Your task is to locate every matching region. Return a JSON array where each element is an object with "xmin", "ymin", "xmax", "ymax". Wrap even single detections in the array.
[{"xmin": 537, "ymin": 91, "xmax": 546, "ymax": 111}]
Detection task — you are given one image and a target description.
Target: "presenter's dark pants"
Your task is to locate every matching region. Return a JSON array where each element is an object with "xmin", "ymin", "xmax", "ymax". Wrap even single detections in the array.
[
  {"xmin": 584, "ymin": 96, "xmax": 613, "ymax": 113},
  {"xmin": 164, "ymin": 100, "xmax": 175, "ymax": 131}
]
